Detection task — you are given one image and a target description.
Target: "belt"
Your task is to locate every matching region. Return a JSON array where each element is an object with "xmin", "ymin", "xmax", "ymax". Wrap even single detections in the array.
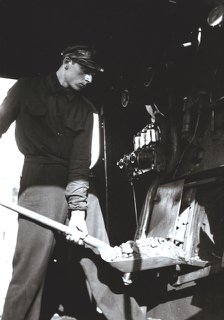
[{"xmin": 24, "ymin": 155, "xmax": 68, "ymax": 166}]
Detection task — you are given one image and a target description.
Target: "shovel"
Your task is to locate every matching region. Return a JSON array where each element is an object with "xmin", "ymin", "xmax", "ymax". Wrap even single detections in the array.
[{"xmin": 0, "ymin": 200, "xmax": 186, "ymax": 273}]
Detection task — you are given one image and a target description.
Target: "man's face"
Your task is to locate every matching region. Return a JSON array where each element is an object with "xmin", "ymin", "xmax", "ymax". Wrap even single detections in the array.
[{"xmin": 64, "ymin": 62, "xmax": 94, "ymax": 91}]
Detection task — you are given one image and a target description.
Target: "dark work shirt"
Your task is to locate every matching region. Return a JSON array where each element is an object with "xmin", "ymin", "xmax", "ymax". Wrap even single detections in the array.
[{"xmin": 0, "ymin": 73, "xmax": 97, "ymax": 210}]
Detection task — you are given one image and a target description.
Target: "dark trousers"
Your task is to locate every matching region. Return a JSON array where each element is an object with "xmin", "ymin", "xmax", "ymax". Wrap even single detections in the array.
[{"xmin": 2, "ymin": 161, "xmax": 145, "ymax": 320}]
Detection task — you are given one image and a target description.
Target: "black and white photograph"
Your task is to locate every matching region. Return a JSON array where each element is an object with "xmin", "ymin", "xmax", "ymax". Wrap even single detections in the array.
[{"xmin": 0, "ymin": 1, "xmax": 224, "ymax": 319}]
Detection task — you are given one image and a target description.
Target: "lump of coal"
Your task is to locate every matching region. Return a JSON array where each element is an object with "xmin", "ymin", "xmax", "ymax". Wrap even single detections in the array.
[{"xmin": 104, "ymin": 237, "xmax": 186, "ymax": 262}]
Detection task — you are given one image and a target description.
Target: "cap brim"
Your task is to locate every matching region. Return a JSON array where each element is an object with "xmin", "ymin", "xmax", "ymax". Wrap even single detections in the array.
[{"xmin": 77, "ymin": 58, "xmax": 104, "ymax": 72}]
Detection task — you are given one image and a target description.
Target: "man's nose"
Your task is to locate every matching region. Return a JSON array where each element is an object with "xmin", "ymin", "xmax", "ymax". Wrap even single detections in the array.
[{"xmin": 84, "ymin": 74, "xmax": 93, "ymax": 83}]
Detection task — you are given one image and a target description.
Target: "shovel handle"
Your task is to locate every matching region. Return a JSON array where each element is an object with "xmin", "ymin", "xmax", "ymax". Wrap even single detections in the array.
[
  {"xmin": 0, "ymin": 200, "xmax": 111, "ymax": 251},
  {"xmin": 0, "ymin": 200, "xmax": 69, "ymax": 233}
]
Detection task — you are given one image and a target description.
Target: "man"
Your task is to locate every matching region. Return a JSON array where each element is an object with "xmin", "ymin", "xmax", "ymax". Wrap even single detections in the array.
[{"xmin": 0, "ymin": 45, "xmax": 147, "ymax": 320}]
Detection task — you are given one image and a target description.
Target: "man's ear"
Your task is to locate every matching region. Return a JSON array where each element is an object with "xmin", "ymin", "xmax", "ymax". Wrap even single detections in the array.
[{"xmin": 64, "ymin": 56, "xmax": 72, "ymax": 67}]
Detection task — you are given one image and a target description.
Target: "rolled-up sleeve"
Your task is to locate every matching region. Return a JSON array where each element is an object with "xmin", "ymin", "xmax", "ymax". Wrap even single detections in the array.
[{"xmin": 65, "ymin": 179, "xmax": 89, "ymax": 211}]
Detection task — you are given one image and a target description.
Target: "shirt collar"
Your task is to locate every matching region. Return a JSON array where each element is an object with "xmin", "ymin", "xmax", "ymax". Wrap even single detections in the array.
[{"xmin": 46, "ymin": 73, "xmax": 79, "ymax": 99}]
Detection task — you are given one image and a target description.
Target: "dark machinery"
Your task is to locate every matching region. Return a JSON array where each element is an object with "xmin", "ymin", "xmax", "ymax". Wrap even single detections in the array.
[{"xmin": 106, "ymin": 11, "xmax": 224, "ymax": 318}]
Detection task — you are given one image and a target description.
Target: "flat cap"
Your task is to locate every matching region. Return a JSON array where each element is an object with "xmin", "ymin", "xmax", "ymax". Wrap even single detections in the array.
[{"xmin": 61, "ymin": 45, "xmax": 104, "ymax": 72}]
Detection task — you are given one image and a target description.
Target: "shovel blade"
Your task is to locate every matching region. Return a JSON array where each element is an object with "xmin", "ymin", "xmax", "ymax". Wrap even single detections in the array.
[{"xmin": 108, "ymin": 256, "xmax": 183, "ymax": 273}]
